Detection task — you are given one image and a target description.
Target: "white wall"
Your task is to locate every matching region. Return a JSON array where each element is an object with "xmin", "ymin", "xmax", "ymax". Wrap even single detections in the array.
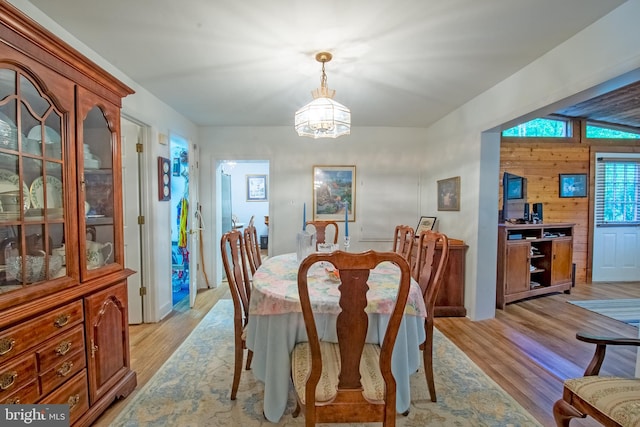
[
  {"xmin": 228, "ymin": 161, "xmax": 269, "ymax": 239},
  {"xmin": 423, "ymin": 0, "xmax": 640, "ymax": 320},
  {"xmin": 199, "ymin": 126, "xmax": 428, "ymax": 287}
]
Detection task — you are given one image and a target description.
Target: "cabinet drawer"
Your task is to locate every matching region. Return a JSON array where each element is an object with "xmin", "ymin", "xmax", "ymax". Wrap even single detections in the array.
[
  {"xmin": 0, "ymin": 300, "xmax": 84, "ymax": 362},
  {"xmin": 1, "ymin": 379, "xmax": 38, "ymax": 404},
  {"xmin": 37, "ymin": 325, "xmax": 85, "ymax": 373},
  {"xmin": 0, "ymin": 354, "xmax": 37, "ymax": 398},
  {"xmin": 39, "ymin": 349, "xmax": 86, "ymax": 396},
  {"xmin": 40, "ymin": 370, "xmax": 89, "ymax": 426}
]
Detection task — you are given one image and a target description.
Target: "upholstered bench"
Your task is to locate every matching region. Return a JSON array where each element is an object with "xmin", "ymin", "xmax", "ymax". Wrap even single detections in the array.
[{"xmin": 553, "ymin": 333, "xmax": 640, "ymax": 426}]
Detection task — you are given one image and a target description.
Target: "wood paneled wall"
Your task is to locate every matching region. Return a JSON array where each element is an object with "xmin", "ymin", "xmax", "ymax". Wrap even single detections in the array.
[
  {"xmin": 500, "ymin": 141, "xmax": 590, "ymax": 283},
  {"xmin": 500, "ymin": 132, "xmax": 640, "ymax": 284}
]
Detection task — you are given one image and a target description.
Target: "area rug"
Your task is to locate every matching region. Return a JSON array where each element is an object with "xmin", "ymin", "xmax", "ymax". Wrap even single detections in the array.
[
  {"xmin": 111, "ymin": 300, "xmax": 541, "ymax": 426},
  {"xmin": 569, "ymin": 298, "xmax": 640, "ymax": 328}
]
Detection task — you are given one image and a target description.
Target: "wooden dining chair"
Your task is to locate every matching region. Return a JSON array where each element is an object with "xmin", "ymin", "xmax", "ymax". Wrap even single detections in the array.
[
  {"xmin": 305, "ymin": 220, "xmax": 339, "ymax": 249},
  {"xmin": 220, "ymin": 230, "xmax": 253, "ymax": 400},
  {"xmin": 412, "ymin": 230, "xmax": 449, "ymax": 402},
  {"xmin": 291, "ymin": 250, "xmax": 411, "ymax": 426},
  {"xmin": 243, "ymin": 224, "xmax": 262, "ymax": 275},
  {"xmin": 392, "ymin": 225, "xmax": 415, "ymax": 262},
  {"xmin": 553, "ymin": 332, "xmax": 640, "ymax": 427}
]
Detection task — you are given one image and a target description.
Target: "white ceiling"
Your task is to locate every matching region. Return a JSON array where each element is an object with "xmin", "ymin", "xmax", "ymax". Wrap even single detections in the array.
[{"xmin": 25, "ymin": 0, "xmax": 626, "ymax": 128}]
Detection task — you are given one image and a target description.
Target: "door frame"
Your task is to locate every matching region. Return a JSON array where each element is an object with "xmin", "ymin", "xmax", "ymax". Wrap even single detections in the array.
[
  {"xmin": 188, "ymin": 141, "xmax": 199, "ymax": 307},
  {"xmin": 120, "ymin": 114, "xmax": 151, "ymax": 323}
]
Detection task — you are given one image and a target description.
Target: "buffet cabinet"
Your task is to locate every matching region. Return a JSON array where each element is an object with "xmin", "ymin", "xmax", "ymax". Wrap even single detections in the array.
[
  {"xmin": 410, "ymin": 238, "xmax": 468, "ymax": 317},
  {"xmin": 496, "ymin": 223, "xmax": 574, "ymax": 309},
  {"xmin": 0, "ymin": 4, "xmax": 136, "ymax": 426}
]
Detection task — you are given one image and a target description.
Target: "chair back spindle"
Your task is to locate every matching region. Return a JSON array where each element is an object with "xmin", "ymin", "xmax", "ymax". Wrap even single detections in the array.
[
  {"xmin": 244, "ymin": 224, "xmax": 262, "ymax": 275},
  {"xmin": 306, "ymin": 220, "xmax": 339, "ymax": 249},
  {"xmin": 392, "ymin": 225, "xmax": 415, "ymax": 262}
]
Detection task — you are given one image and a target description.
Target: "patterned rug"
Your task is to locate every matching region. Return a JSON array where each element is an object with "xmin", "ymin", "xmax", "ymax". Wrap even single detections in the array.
[
  {"xmin": 111, "ymin": 300, "xmax": 541, "ymax": 426},
  {"xmin": 569, "ymin": 298, "xmax": 640, "ymax": 328}
]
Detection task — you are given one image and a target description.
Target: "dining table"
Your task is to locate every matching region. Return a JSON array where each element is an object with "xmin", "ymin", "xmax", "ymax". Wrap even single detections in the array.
[{"xmin": 245, "ymin": 252, "xmax": 427, "ymax": 423}]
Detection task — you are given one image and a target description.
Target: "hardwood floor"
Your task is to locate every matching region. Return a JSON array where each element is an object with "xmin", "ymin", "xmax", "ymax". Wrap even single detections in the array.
[
  {"xmin": 92, "ymin": 281, "xmax": 638, "ymax": 426},
  {"xmin": 436, "ymin": 282, "xmax": 639, "ymax": 427}
]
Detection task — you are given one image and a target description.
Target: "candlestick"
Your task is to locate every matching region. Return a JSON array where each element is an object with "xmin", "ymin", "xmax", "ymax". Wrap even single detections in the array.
[
  {"xmin": 303, "ymin": 202, "xmax": 306, "ymax": 231},
  {"xmin": 344, "ymin": 201, "xmax": 350, "ymax": 251},
  {"xmin": 344, "ymin": 202, "xmax": 349, "ymax": 237}
]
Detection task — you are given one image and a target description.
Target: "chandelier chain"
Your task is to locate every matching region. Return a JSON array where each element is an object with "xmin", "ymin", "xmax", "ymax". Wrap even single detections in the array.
[{"xmin": 321, "ymin": 61, "xmax": 327, "ymax": 89}]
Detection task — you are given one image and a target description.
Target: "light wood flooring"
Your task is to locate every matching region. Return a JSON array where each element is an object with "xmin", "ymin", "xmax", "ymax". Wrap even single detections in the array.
[{"xmin": 93, "ymin": 281, "xmax": 639, "ymax": 427}]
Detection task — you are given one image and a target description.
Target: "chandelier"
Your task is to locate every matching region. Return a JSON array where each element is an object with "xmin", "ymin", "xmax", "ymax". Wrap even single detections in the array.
[{"xmin": 294, "ymin": 52, "xmax": 351, "ymax": 139}]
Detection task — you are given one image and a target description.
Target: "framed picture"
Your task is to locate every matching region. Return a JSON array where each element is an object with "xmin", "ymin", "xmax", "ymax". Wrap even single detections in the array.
[
  {"xmin": 437, "ymin": 176, "xmax": 460, "ymax": 211},
  {"xmin": 559, "ymin": 173, "xmax": 587, "ymax": 198},
  {"xmin": 312, "ymin": 165, "xmax": 355, "ymax": 221},
  {"xmin": 158, "ymin": 157, "xmax": 171, "ymax": 201},
  {"xmin": 416, "ymin": 216, "xmax": 437, "ymax": 234},
  {"xmin": 246, "ymin": 174, "xmax": 268, "ymax": 201}
]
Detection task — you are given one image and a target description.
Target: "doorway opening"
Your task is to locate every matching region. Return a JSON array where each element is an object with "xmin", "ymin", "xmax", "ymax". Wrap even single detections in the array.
[
  {"xmin": 215, "ymin": 160, "xmax": 269, "ymax": 285},
  {"xmin": 170, "ymin": 136, "xmax": 190, "ymax": 305}
]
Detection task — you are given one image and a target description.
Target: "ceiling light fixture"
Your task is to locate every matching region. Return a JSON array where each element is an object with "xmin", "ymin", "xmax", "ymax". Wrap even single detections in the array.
[{"xmin": 294, "ymin": 52, "xmax": 350, "ymax": 139}]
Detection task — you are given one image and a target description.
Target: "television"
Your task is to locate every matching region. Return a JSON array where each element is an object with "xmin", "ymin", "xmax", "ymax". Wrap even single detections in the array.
[
  {"xmin": 505, "ymin": 175, "xmax": 523, "ymax": 200},
  {"xmin": 502, "ymin": 172, "xmax": 528, "ymax": 222}
]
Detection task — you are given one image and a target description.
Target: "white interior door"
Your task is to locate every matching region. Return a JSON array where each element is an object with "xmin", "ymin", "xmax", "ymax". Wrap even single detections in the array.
[
  {"xmin": 188, "ymin": 142, "xmax": 200, "ymax": 307},
  {"xmin": 592, "ymin": 152, "xmax": 640, "ymax": 282},
  {"xmin": 121, "ymin": 117, "xmax": 143, "ymax": 324}
]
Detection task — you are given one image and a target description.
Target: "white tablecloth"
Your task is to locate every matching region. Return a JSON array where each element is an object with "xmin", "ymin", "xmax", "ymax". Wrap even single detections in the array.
[{"xmin": 245, "ymin": 253, "xmax": 426, "ymax": 423}]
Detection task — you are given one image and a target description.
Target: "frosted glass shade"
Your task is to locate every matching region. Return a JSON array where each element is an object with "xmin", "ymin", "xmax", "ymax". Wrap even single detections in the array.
[{"xmin": 294, "ymin": 97, "xmax": 350, "ymax": 139}]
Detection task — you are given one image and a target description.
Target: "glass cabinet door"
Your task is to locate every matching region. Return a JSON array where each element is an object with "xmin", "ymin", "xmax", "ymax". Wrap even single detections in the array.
[
  {"xmin": 78, "ymin": 87, "xmax": 122, "ymax": 280},
  {"xmin": 0, "ymin": 67, "xmax": 69, "ymax": 295}
]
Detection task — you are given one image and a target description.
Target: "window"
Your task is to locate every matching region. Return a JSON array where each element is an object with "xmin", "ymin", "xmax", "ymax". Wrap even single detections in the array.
[
  {"xmin": 595, "ymin": 156, "xmax": 640, "ymax": 225},
  {"xmin": 502, "ymin": 118, "xmax": 569, "ymax": 137},
  {"xmin": 586, "ymin": 124, "xmax": 640, "ymax": 139}
]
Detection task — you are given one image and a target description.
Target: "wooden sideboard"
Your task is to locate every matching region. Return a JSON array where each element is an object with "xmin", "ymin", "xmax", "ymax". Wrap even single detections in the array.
[
  {"xmin": 496, "ymin": 223, "xmax": 574, "ymax": 309},
  {"xmin": 411, "ymin": 238, "xmax": 468, "ymax": 317}
]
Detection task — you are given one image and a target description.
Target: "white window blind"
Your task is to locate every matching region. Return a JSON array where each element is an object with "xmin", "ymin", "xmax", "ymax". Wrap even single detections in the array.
[{"xmin": 595, "ymin": 156, "xmax": 640, "ymax": 226}]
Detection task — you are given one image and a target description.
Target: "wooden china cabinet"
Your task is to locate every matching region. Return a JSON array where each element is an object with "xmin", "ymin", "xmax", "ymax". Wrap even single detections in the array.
[{"xmin": 0, "ymin": 4, "xmax": 136, "ymax": 426}]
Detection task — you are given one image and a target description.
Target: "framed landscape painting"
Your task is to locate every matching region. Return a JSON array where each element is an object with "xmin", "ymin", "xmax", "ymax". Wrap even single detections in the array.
[{"xmin": 312, "ymin": 165, "xmax": 355, "ymax": 221}]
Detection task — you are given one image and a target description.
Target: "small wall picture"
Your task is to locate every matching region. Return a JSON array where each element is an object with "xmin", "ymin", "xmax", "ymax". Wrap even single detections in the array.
[
  {"xmin": 246, "ymin": 174, "xmax": 268, "ymax": 201},
  {"xmin": 437, "ymin": 176, "xmax": 460, "ymax": 211},
  {"xmin": 559, "ymin": 173, "xmax": 587, "ymax": 198},
  {"xmin": 416, "ymin": 216, "xmax": 437, "ymax": 234}
]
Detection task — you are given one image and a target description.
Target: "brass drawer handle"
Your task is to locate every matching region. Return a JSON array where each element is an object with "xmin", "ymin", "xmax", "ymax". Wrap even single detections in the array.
[
  {"xmin": 91, "ymin": 339, "xmax": 98, "ymax": 358},
  {"xmin": 8, "ymin": 397, "xmax": 20, "ymax": 404},
  {"xmin": 54, "ymin": 314, "xmax": 71, "ymax": 328},
  {"xmin": 68, "ymin": 394, "xmax": 80, "ymax": 409},
  {"xmin": 0, "ymin": 371, "xmax": 17, "ymax": 390},
  {"xmin": 56, "ymin": 361, "xmax": 73, "ymax": 377},
  {"xmin": 55, "ymin": 341, "xmax": 72, "ymax": 356},
  {"xmin": 0, "ymin": 338, "xmax": 15, "ymax": 356}
]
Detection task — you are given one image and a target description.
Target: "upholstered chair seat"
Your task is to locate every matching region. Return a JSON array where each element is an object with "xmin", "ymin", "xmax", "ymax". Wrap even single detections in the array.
[
  {"xmin": 553, "ymin": 333, "xmax": 640, "ymax": 427},
  {"xmin": 563, "ymin": 376, "xmax": 640, "ymax": 426},
  {"xmin": 292, "ymin": 342, "xmax": 385, "ymax": 403}
]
